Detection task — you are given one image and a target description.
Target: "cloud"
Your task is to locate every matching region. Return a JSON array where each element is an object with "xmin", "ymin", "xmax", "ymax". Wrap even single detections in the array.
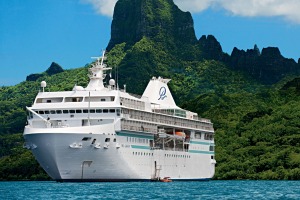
[
  {"xmin": 82, "ymin": 0, "xmax": 117, "ymax": 17},
  {"xmin": 83, "ymin": 0, "xmax": 300, "ymax": 23},
  {"xmin": 173, "ymin": 0, "xmax": 214, "ymax": 13},
  {"xmin": 174, "ymin": 0, "xmax": 300, "ymax": 24}
]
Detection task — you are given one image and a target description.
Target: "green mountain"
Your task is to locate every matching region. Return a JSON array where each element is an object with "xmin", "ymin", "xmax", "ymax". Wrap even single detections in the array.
[{"xmin": 1, "ymin": 0, "xmax": 300, "ymax": 180}]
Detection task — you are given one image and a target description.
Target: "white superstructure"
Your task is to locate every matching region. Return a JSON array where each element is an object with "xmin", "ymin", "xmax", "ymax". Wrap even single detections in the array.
[{"xmin": 23, "ymin": 52, "xmax": 216, "ymax": 181}]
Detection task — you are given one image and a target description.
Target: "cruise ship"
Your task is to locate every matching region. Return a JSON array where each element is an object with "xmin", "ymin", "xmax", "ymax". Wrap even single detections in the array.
[{"xmin": 23, "ymin": 52, "xmax": 216, "ymax": 181}]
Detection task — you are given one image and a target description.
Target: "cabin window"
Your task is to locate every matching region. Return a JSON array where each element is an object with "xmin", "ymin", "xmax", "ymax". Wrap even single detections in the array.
[
  {"xmin": 82, "ymin": 137, "xmax": 91, "ymax": 141},
  {"xmin": 56, "ymin": 110, "xmax": 62, "ymax": 114},
  {"xmin": 105, "ymin": 138, "xmax": 110, "ymax": 142},
  {"xmin": 50, "ymin": 110, "xmax": 56, "ymax": 114},
  {"xmin": 113, "ymin": 138, "xmax": 116, "ymax": 142},
  {"xmin": 109, "ymin": 109, "xmax": 115, "ymax": 113},
  {"xmin": 69, "ymin": 110, "xmax": 75, "ymax": 114},
  {"xmin": 83, "ymin": 109, "xmax": 88, "ymax": 113},
  {"xmin": 209, "ymin": 146, "xmax": 214, "ymax": 151},
  {"xmin": 96, "ymin": 109, "xmax": 102, "ymax": 113},
  {"xmin": 195, "ymin": 133, "xmax": 201, "ymax": 139},
  {"xmin": 204, "ymin": 134, "xmax": 214, "ymax": 141},
  {"xmin": 65, "ymin": 97, "xmax": 83, "ymax": 102},
  {"xmin": 38, "ymin": 111, "xmax": 44, "ymax": 114},
  {"xmin": 76, "ymin": 110, "xmax": 82, "ymax": 113},
  {"xmin": 92, "ymin": 139, "xmax": 96, "ymax": 144},
  {"xmin": 90, "ymin": 109, "xmax": 95, "ymax": 113},
  {"xmin": 44, "ymin": 110, "xmax": 50, "ymax": 114},
  {"xmin": 103, "ymin": 109, "xmax": 108, "ymax": 113},
  {"xmin": 36, "ymin": 97, "xmax": 63, "ymax": 103},
  {"xmin": 72, "ymin": 98, "xmax": 82, "ymax": 102},
  {"xmin": 63, "ymin": 110, "xmax": 69, "ymax": 114},
  {"xmin": 36, "ymin": 98, "xmax": 43, "ymax": 103},
  {"xmin": 101, "ymin": 99, "xmax": 106, "ymax": 102},
  {"xmin": 116, "ymin": 109, "xmax": 120, "ymax": 116}
]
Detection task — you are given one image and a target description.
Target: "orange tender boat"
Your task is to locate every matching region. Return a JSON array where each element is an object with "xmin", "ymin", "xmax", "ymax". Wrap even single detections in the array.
[{"xmin": 160, "ymin": 177, "xmax": 172, "ymax": 182}]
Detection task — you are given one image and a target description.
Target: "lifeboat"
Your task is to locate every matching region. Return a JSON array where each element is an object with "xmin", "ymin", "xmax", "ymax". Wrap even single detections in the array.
[
  {"xmin": 175, "ymin": 131, "xmax": 186, "ymax": 137},
  {"xmin": 160, "ymin": 177, "xmax": 172, "ymax": 182}
]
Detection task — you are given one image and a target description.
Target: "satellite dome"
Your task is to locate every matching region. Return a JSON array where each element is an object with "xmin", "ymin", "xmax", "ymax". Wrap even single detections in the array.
[
  {"xmin": 41, "ymin": 81, "xmax": 47, "ymax": 88},
  {"xmin": 109, "ymin": 79, "xmax": 115, "ymax": 86},
  {"xmin": 72, "ymin": 85, "xmax": 84, "ymax": 91}
]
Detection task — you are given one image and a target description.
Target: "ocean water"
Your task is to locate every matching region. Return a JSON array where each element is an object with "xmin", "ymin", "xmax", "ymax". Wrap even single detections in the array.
[{"xmin": 0, "ymin": 180, "xmax": 299, "ymax": 200}]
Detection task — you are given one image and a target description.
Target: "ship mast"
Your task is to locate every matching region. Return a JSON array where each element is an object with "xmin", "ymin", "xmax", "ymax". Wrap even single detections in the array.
[{"xmin": 85, "ymin": 51, "xmax": 111, "ymax": 91}]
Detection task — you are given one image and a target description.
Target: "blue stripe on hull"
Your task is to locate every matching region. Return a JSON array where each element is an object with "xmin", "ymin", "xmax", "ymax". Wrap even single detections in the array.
[
  {"xmin": 188, "ymin": 150, "xmax": 215, "ymax": 155},
  {"xmin": 190, "ymin": 141, "xmax": 212, "ymax": 145},
  {"xmin": 131, "ymin": 145, "xmax": 151, "ymax": 150},
  {"xmin": 116, "ymin": 132, "xmax": 154, "ymax": 139}
]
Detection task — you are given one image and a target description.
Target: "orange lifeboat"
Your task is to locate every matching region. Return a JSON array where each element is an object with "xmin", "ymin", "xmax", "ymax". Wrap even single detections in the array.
[
  {"xmin": 160, "ymin": 177, "xmax": 172, "ymax": 182},
  {"xmin": 175, "ymin": 131, "xmax": 186, "ymax": 137}
]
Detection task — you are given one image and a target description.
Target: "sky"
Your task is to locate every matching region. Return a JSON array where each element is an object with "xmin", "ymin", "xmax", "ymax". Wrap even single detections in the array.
[{"xmin": 1, "ymin": 0, "xmax": 300, "ymax": 86}]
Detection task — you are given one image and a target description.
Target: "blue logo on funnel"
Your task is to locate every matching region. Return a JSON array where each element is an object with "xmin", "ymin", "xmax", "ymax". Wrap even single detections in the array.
[{"xmin": 158, "ymin": 87, "xmax": 167, "ymax": 100}]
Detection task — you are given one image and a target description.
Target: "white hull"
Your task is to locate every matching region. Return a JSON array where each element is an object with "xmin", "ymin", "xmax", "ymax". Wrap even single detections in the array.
[{"xmin": 24, "ymin": 125, "xmax": 215, "ymax": 181}]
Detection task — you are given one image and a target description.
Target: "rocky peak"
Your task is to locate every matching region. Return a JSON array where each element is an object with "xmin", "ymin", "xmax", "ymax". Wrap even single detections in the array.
[
  {"xmin": 260, "ymin": 47, "xmax": 282, "ymax": 60},
  {"xmin": 106, "ymin": 0, "xmax": 197, "ymax": 51},
  {"xmin": 26, "ymin": 62, "xmax": 64, "ymax": 82},
  {"xmin": 45, "ymin": 62, "xmax": 64, "ymax": 76},
  {"xmin": 230, "ymin": 46, "xmax": 260, "ymax": 73},
  {"xmin": 198, "ymin": 35, "xmax": 223, "ymax": 61},
  {"xmin": 230, "ymin": 46, "xmax": 299, "ymax": 84}
]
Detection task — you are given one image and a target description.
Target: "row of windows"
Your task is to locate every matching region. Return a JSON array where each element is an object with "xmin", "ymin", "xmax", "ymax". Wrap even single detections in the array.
[
  {"xmin": 133, "ymin": 152, "xmax": 153, "ymax": 156},
  {"xmin": 154, "ymin": 109, "xmax": 187, "ymax": 118},
  {"xmin": 165, "ymin": 154, "xmax": 191, "ymax": 158},
  {"xmin": 34, "ymin": 109, "xmax": 120, "ymax": 115},
  {"xmin": 195, "ymin": 133, "xmax": 214, "ymax": 141},
  {"xmin": 126, "ymin": 108, "xmax": 214, "ymax": 132},
  {"xmin": 105, "ymin": 138, "xmax": 116, "ymax": 142},
  {"xmin": 132, "ymin": 151, "xmax": 191, "ymax": 158},
  {"xmin": 81, "ymin": 137, "xmax": 116, "ymax": 142},
  {"xmin": 190, "ymin": 146, "xmax": 214, "ymax": 152},
  {"xmin": 36, "ymin": 96, "xmax": 115, "ymax": 104},
  {"xmin": 127, "ymin": 137, "xmax": 149, "ymax": 144},
  {"xmin": 120, "ymin": 97, "xmax": 145, "ymax": 110}
]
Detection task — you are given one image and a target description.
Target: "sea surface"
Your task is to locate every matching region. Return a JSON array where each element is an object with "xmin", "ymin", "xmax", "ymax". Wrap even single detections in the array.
[{"xmin": 0, "ymin": 180, "xmax": 299, "ymax": 199}]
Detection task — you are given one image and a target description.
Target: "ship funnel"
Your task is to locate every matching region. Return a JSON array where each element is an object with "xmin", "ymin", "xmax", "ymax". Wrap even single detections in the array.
[{"xmin": 142, "ymin": 77, "xmax": 177, "ymax": 108}]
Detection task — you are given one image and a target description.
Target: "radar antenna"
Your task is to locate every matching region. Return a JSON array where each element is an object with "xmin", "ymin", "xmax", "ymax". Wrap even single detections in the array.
[{"xmin": 86, "ymin": 50, "xmax": 111, "ymax": 90}]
